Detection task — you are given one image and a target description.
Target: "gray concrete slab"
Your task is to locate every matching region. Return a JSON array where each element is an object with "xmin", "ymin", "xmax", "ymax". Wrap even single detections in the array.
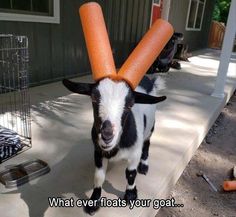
[{"xmin": 0, "ymin": 49, "xmax": 236, "ymax": 217}]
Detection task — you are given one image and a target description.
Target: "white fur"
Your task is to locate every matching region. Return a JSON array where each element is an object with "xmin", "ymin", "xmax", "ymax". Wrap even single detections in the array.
[
  {"xmin": 97, "ymin": 78, "xmax": 129, "ymax": 151},
  {"xmin": 141, "ymin": 159, "xmax": 148, "ymax": 166},
  {"xmin": 147, "ymin": 75, "xmax": 166, "ymax": 91},
  {"xmin": 153, "ymin": 76, "xmax": 166, "ymax": 91},
  {"xmin": 94, "ymin": 159, "xmax": 108, "ymax": 188},
  {"xmin": 127, "ymin": 183, "xmax": 136, "ymax": 190}
]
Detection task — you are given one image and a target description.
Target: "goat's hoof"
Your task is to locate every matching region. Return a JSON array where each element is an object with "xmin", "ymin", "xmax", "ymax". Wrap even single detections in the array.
[
  {"xmin": 138, "ymin": 162, "xmax": 149, "ymax": 175},
  {"xmin": 124, "ymin": 186, "xmax": 137, "ymax": 204},
  {"xmin": 84, "ymin": 204, "xmax": 100, "ymax": 216}
]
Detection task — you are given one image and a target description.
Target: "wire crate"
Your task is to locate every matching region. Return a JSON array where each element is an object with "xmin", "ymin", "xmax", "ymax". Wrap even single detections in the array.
[{"xmin": 0, "ymin": 34, "xmax": 31, "ymax": 163}]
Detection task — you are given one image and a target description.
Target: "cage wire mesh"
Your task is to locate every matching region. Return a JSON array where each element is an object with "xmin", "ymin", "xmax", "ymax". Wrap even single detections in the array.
[{"xmin": 0, "ymin": 34, "xmax": 31, "ymax": 163}]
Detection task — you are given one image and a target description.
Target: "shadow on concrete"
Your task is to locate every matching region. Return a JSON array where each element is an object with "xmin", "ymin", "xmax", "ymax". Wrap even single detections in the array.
[
  {"xmin": 191, "ymin": 48, "xmax": 236, "ymax": 63},
  {"xmin": 1, "ymin": 79, "xmax": 127, "ymax": 217},
  {"xmin": 3, "ymin": 138, "xmax": 93, "ymax": 217},
  {"xmin": 31, "ymin": 95, "xmax": 86, "ymax": 128},
  {"xmin": 3, "ymin": 137, "xmax": 125, "ymax": 217},
  {"xmin": 156, "ymin": 94, "xmax": 236, "ymax": 217}
]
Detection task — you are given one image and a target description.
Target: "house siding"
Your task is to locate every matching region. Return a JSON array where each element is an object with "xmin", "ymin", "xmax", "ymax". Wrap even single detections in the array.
[
  {"xmin": 0, "ymin": 0, "xmax": 152, "ymax": 86},
  {"xmin": 168, "ymin": 0, "xmax": 215, "ymax": 51}
]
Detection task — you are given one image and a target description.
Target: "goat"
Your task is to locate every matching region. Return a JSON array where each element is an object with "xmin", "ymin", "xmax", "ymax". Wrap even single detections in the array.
[
  {"xmin": 63, "ymin": 75, "xmax": 166, "ymax": 214},
  {"xmin": 63, "ymin": 2, "xmax": 172, "ymax": 214}
]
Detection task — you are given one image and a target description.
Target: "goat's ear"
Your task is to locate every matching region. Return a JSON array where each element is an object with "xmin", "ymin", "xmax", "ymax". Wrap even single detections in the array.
[
  {"xmin": 134, "ymin": 91, "xmax": 167, "ymax": 104},
  {"xmin": 62, "ymin": 79, "xmax": 94, "ymax": 96}
]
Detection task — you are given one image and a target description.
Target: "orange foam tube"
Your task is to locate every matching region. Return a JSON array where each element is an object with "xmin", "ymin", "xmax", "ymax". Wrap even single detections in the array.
[
  {"xmin": 79, "ymin": 2, "xmax": 116, "ymax": 81},
  {"xmin": 118, "ymin": 19, "xmax": 174, "ymax": 89},
  {"xmin": 223, "ymin": 181, "xmax": 236, "ymax": 191}
]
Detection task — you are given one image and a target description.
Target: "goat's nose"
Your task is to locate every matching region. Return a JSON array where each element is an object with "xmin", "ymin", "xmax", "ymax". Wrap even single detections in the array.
[{"xmin": 101, "ymin": 120, "xmax": 114, "ymax": 144}]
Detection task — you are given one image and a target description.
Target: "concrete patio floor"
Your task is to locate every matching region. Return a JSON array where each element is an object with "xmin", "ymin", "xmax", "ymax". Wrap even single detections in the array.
[{"xmin": 0, "ymin": 49, "xmax": 236, "ymax": 217}]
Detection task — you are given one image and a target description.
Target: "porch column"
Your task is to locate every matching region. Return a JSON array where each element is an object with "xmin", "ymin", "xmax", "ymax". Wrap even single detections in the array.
[
  {"xmin": 162, "ymin": 0, "xmax": 171, "ymax": 21},
  {"xmin": 211, "ymin": 0, "xmax": 236, "ymax": 98}
]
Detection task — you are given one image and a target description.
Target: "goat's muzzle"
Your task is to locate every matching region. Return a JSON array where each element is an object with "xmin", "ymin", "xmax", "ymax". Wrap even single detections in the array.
[{"xmin": 101, "ymin": 120, "xmax": 114, "ymax": 145}]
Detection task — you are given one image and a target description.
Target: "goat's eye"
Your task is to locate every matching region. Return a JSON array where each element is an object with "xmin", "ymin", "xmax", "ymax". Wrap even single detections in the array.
[
  {"xmin": 125, "ymin": 104, "xmax": 133, "ymax": 111},
  {"xmin": 91, "ymin": 96, "xmax": 98, "ymax": 103},
  {"xmin": 125, "ymin": 99, "xmax": 134, "ymax": 111}
]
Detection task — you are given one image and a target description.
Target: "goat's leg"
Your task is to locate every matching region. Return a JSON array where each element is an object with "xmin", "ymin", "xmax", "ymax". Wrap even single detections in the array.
[
  {"xmin": 138, "ymin": 139, "xmax": 150, "ymax": 175},
  {"xmin": 84, "ymin": 151, "xmax": 107, "ymax": 215},
  {"xmin": 124, "ymin": 153, "xmax": 140, "ymax": 202}
]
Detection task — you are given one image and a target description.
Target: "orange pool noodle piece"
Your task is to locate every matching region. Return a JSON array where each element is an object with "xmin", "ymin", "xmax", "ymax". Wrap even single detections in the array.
[
  {"xmin": 79, "ymin": 2, "xmax": 116, "ymax": 81},
  {"xmin": 223, "ymin": 180, "xmax": 236, "ymax": 191},
  {"xmin": 118, "ymin": 19, "xmax": 174, "ymax": 89}
]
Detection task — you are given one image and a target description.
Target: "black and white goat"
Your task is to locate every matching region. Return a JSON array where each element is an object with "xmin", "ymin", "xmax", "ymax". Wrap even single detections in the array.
[
  {"xmin": 63, "ymin": 75, "xmax": 166, "ymax": 214},
  {"xmin": 63, "ymin": 2, "xmax": 173, "ymax": 214}
]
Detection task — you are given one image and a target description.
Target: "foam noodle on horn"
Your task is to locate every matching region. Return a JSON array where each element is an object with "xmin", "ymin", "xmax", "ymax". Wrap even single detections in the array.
[
  {"xmin": 118, "ymin": 19, "xmax": 174, "ymax": 89},
  {"xmin": 79, "ymin": 2, "xmax": 116, "ymax": 81}
]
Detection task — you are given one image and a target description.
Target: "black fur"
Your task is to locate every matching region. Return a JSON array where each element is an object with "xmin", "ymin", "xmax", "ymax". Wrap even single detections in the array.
[
  {"xmin": 151, "ymin": 123, "xmax": 155, "ymax": 133},
  {"xmin": 91, "ymin": 125, "xmax": 99, "ymax": 146},
  {"xmin": 90, "ymin": 187, "xmax": 102, "ymax": 200},
  {"xmin": 91, "ymin": 86, "xmax": 101, "ymax": 102},
  {"xmin": 91, "ymin": 88, "xmax": 102, "ymax": 133},
  {"xmin": 94, "ymin": 150, "xmax": 103, "ymax": 168},
  {"xmin": 139, "ymin": 76, "xmax": 155, "ymax": 94},
  {"xmin": 125, "ymin": 169, "xmax": 137, "ymax": 185},
  {"xmin": 138, "ymin": 140, "xmax": 150, "ymax": 175},
  {"xmin": 138, "ymin": 162, "xmax": 149, "ymax": 175},
  {"xmin": 120, "ymin": 111, "xmax": 137, "ymax": 148},
  {"xmin": 124, "ymin": 186, "xmax": 137, "ymax": 202},
  {"xmin": 143, "ymin": 115, "xmax": 147, "ymax": 130},
  {"xmin": 84, "ymin": 204, "xmax": 99, "ymax": 216},
  {"xmin": 124, "ymin": 88, "xmax": 135, "ymax": 109},
  {"xmin": 102, "ymin": 147, "xmax": 119, "ymax": 159},
  {"xmin": 141, "ymin": 140, "xmax": 150, "ymax": 161},
  {"xmin": 84, "ymin": 187, "xmax": 101, "ymax": 215}
]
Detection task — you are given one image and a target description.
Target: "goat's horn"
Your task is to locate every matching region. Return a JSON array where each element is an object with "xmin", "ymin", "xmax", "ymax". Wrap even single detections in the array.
[
  {"xmin": 79, "ymin": 2, "xmax": 116, "ymax": 81},
  {"xmin": 118, "ymin": 19, "xmax": 174, "ymax": 89}
]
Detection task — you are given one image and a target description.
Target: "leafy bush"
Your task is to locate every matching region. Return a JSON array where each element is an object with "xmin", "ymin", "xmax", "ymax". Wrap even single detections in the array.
[{"xmin": 212, "ymin": 0, "xmax": 231, "ymax": 24}]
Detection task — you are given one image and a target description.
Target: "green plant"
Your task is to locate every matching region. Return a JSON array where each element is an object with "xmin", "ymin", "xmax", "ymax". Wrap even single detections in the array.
[{"xmin": 212, "ymin": 0, "xmax": 231, "ymax": 24}]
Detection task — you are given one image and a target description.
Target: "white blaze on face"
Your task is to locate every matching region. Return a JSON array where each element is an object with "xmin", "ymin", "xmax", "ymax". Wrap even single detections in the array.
[{"xmin": 97, "ymin": 78, "xmax": 129, "ymax": 150}]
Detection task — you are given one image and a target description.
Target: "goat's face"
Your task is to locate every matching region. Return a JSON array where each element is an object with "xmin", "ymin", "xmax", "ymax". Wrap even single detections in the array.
[
  {"xmin": 63, "ymin": 78, "xmax": 166, "ymax": 152},
  {"xmin": 91, "ymin": 78, "xmax": 134, "ymax": 151}
]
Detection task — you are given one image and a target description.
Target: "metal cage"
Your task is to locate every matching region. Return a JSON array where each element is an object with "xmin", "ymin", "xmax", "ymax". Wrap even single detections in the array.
[{"xmin": 0, "ymin": 34, "xmax": 31, "ymax": 162}]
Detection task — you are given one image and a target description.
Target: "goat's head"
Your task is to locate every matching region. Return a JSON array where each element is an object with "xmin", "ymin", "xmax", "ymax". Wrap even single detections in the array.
[
  {"xmin": 63, "ymin": 78, "xmax": 166, "ymax": 151},
  {"xmin": 63, "ymin": 2, "xmax": 173, "ymax": 151}
]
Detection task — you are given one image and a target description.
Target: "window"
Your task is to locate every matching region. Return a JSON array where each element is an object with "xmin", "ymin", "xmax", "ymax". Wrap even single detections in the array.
[
  {"xmin": 0, "ymin": 0, "xmax": 60, "ymax": 23},
  {"xmin": 186, "ymin": 0, "xmax": 206, "ymax": 31}
]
